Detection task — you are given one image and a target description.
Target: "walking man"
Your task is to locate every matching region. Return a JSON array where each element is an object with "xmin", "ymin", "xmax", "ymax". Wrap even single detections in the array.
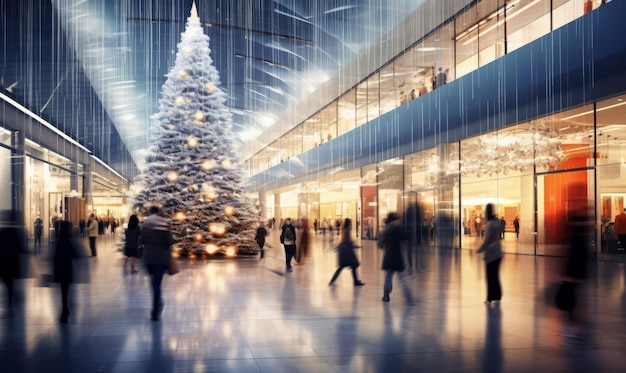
[{"xmin": 280, "ymin": 218, "xmax": 297, "ymax": 272}]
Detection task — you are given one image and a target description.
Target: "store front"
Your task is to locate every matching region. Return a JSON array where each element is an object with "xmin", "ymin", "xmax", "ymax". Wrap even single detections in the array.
[{"xmin": 257, "ymin": 93, "xmax": 626, "ymax": 261}]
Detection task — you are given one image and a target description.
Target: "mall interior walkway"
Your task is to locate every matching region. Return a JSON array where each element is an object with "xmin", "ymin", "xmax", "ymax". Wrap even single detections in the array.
[{"xmin": 1, "ymin": 229, "xmax": 625, "ymax": 372}]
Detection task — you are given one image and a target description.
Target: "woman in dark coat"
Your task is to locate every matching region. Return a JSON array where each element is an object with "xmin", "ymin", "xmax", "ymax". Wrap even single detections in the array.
[
  {"xmin": 0, "ymin": 210, "xmax": 25, "ymax": 316},
  {"xmin": 378, "ymin": 213, "xmax": 412, "ymax": 303},
  {"xmin": 328, "ymin": 218, "xmax": 364, "ymax": 286},
  {"xmin": 476, "ymin": 203, "xmax": 504, "ymax": 304},
  {"xmin": 54, "ymin": 220, "xmax": 79, "ymax": 322},
  {"xmin": 124, "ymin": 215, "xmax": 141, "ymax": 273},
  {"xmin": 255, "ymin": 221, "xmax": 269, "ymax": 260}
]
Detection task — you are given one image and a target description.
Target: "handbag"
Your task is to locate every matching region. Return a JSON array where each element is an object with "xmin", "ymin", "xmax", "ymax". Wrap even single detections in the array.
[{"xmin": 168, "ymin": 257, "xmax": 179, "ymax": 276}]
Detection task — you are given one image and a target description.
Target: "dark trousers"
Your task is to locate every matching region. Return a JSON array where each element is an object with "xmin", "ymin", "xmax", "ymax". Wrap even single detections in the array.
[
  {"xmin": 329, "ymin": 265, "xmax": 359, "ymax": 284},
  {"xmin": 89, "ymin": 237, "xmax": 97, "ymax": 257},
  {"xmin": 1, "ymin": 274, "xmax": 14, "ymax": 309},
  {"xmin": 618, "ymin": 234, "xmax": 626, "ymax": 248},
  {"xmin": 486, "ymin": 257, "xmax": 502, "ymax": 301},
  {"xmin": 148, "ymin": 265, "xmax": 167, "ymax": 313},
  {"xmin": 34, "ymin": 234, "xmax": 42, "ymax": 253},
  {"xmin": 257, "ymin": 241, "xmax": 265, "ymax": 259},
  {"xmin": 284, "ymin": 245, "xmax": 296, "ymax": 269},
  {"xmin": 60, "ymin": 281, "xmax": 70, "ymax": 315}
]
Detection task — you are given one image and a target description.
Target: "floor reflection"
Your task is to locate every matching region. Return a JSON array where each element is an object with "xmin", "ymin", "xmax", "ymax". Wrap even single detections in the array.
[{"xmin": 0, "ymin": 233, "xmax": 624, "ymax": 372}]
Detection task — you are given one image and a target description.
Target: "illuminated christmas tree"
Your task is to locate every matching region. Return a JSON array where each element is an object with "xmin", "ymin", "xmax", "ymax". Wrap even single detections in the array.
[{"xmin": 131, "ymin": 3, "xmax": 258, "ymax": 257}]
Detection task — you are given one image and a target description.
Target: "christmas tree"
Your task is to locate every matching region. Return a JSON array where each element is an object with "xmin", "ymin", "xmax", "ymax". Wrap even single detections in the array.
[{"xmin": 131, "ymin": 3, "xmax": 258, "ymax": 257}]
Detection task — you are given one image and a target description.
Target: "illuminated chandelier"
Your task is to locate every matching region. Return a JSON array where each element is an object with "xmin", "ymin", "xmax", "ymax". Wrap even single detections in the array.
[{"xmin": 451, "ymin": 125, "xmax": 566, "ymax": 177}]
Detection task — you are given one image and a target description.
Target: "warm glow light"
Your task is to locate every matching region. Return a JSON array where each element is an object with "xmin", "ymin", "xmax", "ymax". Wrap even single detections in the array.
[
  {"xmin": 187, "ymin": 136, "xmax": 198, "ymax": 147},
  {"xmin": 205, "ymin": 82, "xmax": 215, "ymax": 91},
  {"xmin": 224, "ymin": 205, "xmax": 235, "ymax": 216},
  {"xmin": 194, "ymin": 233, "xmax": 203, "ymax": 242},
  {"xmin": 178, "ymin": 70, "xmax": 188, "ymax": 78},
  {"xmin": 183, "ymin": 47, "xmax": 192, "ymax": 55},
  {"xmin": 193, "ymin": 111, "xmax": 205, "ymax": 122},
  {"xmin": 206, "ymin": 243, "xmax": 219, "ymax": 254},
  {"xmin": 166, "ymin": 170, "xmax": 179, "ymax": 182},
  {"xmin": 225, "ymin": 246, "xmax": 237, "ymax": 257},
  {"xmin": 174, "ymin": 211, "xmax": 186, "ymax": 221},
  {"xmin": 209, "ymin": 223, "xmax": 227, "ymax": 237},
  {"xmin": 221, "ymin": 158, "xmax": 233, "ymax": 168},
  {"xmin": 202, "ymin": 183, "xmax": 218, "ymax": 200},
  {"xmin": 174, "ymin": 96, "xmax": 185, "ymax": 105},
  {"xmin": 202, "ymin": 159, "xmax": 216, "ymax": 170}
]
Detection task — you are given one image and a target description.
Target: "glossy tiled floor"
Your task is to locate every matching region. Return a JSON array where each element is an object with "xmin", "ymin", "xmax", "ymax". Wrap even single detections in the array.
[{"xmin": 1, "ymin": 230, "xmax": 625, "ymax": 372}]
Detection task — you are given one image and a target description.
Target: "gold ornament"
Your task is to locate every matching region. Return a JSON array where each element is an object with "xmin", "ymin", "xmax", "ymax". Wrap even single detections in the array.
[
  {"xmin": 209, "ymin": 223, "xmax": 226, "ymax": 237},
  {"xmin": 202, "ymin": 183, "xmax": 218, "ymax": 201},
  {"xmin": 206, "ymin": 243, "xmax": 219, "ymax": 254},
  {"xmin": 193, "ymin": 111, "xmax": 205, "ymax": 122},
  {"xmin": 221, "ymin": 158, "xmax": 233, "ymax": 169},
  {"xmin": 166, "ymin": 170, "xmax": 179, "ymax": 182},
  {"xmin": 187, "ymin": 136, "xmax": 198, "ymax": 147},
  {"xmin": 225, "ymin": 246, "xmax": 237, "ymax": 257},
  {"xmin": 202, "ymin": 159, "xmax": 216, "ymax": 171},
  {"xmin": 224, "ymin": 205, "xmax": 235, "ymax": 216}
]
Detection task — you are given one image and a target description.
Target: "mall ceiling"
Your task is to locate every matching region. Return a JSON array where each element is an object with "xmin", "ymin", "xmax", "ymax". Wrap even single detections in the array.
[{"xmin": 0, "ymin": 0, "xmax": 424, "ymax": 180}]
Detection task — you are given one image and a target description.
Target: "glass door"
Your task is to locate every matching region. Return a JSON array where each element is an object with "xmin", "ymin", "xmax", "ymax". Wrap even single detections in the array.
[{"xmin": 536, "ymin": 169, "xmax": 595, "ymax": 256}]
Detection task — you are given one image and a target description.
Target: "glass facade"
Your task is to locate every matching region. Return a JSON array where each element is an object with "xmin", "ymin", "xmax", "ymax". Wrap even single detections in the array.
[
  {"xmin": 246, "ymin": 1, "xmax": 626, "ymax": 259},
  {"xmin": 1, "ymin": 101, "xmax": 129, "ymax": 245},
  {"xmin": 1, "ymin": 0, "xmax": 622, "ymax": 260},
  {"xmin": 247, "ymin": 0, "xmax": 602, "ymax": 177}
]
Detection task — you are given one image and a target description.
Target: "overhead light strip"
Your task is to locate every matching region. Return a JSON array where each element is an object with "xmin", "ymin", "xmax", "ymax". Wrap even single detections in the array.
[
  {"xmin": 90, "ymin": 154, "xmax": 127, "ymax": 183},
  {"xmin": 0, "ymin": 92, "xmax": 91, "ymax": 153},
  {"xmin": 560, "ymin": 101, "xmax": 626, "ymax": 121}
]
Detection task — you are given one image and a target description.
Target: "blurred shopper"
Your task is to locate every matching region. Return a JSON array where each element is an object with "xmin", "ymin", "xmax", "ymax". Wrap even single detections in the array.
[
  {"xmin": 403, "ymin": 203, "xmax": 422, "ymax": 273},
  {"xmin": 327, "ymin": 218, "xmax": 333, "ymax": 237},
  {"xmin": 255, "ymin": 221, "xmax": 269, "ymax": 261},
  {"xmin": 34, "ymin": 216, "xmax": 43, "ymax": 254},
  {"xmin": 296, "ymin": 218, "xmax": 310, "ymax": 264},
  {"xmin": 613, "ymin": 208, "xmax": 626, "ymax": 248},
  {"xmin": 328, "ymin": 218, "xmax": 364, "ymax": 287},
  {"xmin": 280, "ymin": 218, "xmax": 297, "ymax": 272},
  {"xmin": 0, "ymin": 210, "xmax": 26, "ymax": 317},
  {"xmin": 559, "ymin": 200, "xmax": 592, "ymax": 338},
  {"xmin": 87, "ymin": 213, "xmax": 98, "ymax": 257},
  {"xmin": 476, "ymin": 203, "xmax": 503, "ymax": 304},
  {"xmin": 53, "ymin": 220, "xmax": 81, "ymax": 323},
  {"xmin": 140, "ymin": 206, "xmax": 174, "ymax": 321},
  {"xmin": 378, "ymin": 213, "xmax": 413, "ymax": 303},
  {"xmin": 124, "ymin": 214, "xmax": 141, "ymax": 273}
]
